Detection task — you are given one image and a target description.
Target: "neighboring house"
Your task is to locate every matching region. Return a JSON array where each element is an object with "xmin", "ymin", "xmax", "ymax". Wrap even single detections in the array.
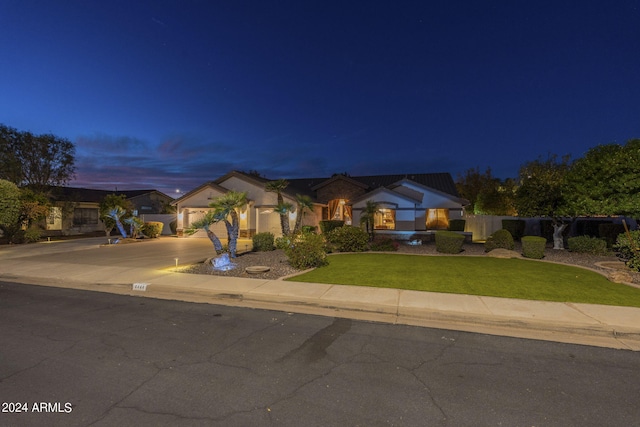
[
  {"xmin": 173, "ymin": 171, "xmax": 468, "ymax": 239},
  {"xmin": 43, "ymin": 187, "xmax": 174, "ymax": 236}
]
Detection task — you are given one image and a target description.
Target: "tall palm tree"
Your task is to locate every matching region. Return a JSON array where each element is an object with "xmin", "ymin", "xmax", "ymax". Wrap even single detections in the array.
[
  {"xmin": 210, "ymin": 190, "xmax": 248, "ymax": 258},
  {"xmin": 265, "ymin": 179, "xmax": 291, "ymax": 236},
  {"xmin": 185, "ymin": 210, "xmax": 225, "ymax": 255},
  {"xmin": 293, "ymin": 194, "xmax": 314, "ymax": 233},
  {"xmin": 359, "ymin": 200, "xmax": 380, "ymax": 240}
]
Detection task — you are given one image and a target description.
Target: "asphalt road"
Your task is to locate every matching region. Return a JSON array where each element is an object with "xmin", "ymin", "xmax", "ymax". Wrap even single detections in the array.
[{"xmin": 1, "ymin": 282, "xmax": 639, "ymax": 427}]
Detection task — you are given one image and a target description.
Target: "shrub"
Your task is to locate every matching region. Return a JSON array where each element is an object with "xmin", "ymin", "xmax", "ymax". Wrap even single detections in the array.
[
  {"xmin": 284, "ymin": 232, "xmax": 328, "ymax": 269},
  {"xmin": 614, "ymin": 230, "xmax": 640, "ymax": 272},
  {"xmin": 484, "ymin": 229, "xmax": 514, "ymax": 252},
  {"xmin": 319, "ymin": 220, "xmax": 344, "ymax": 234},
  {"xmin": 143, "ymin": 221, "xmax": 164, "ymax": 238},
  {"xmin": 435, "ymin": 230, "xmax": 465, "ymax": 254},
  {"xmin": 567, "ymin": 235, "xmax": 608, "ymax": 255},
  {"xmin": 252, "ymin": 232, "xmax": 275, "ymax": 251},
  {"xmin": 599, "ymin": 223, "xmax": 626, "ymax": 248},
  {"xmin": 521, "ymin": 236, "xmax": 546, "ymax": 259},
  {"xmin": 448, "ymin": 219, "xmax": 466, "ymax": 232},
  {"xmin": 275, "ymin": 235, "xmax": 292, "ymax": 250},
  {"xmin": 301, "ymin": 225, "xmax": 317, "ymax": 234},
  {"xmin": 502, "ymin": 219, "xmax": 525, "ymax": 241},
  {"xmin": 369, "ymin": 237, "xmax": 399, "ymax": 251},
  {"xmin": 326, "ymin": 226, "xmax": 370, "ymax": 252},
  {"xmin": 24, "ymin": 227, "xmax": 41, "ymax": 243}
]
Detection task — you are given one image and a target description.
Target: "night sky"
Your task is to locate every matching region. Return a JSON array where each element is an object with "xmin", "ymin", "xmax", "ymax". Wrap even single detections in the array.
[{"xmin": 2, "ymin": 1, "xmax": 639, "ymax": 197}]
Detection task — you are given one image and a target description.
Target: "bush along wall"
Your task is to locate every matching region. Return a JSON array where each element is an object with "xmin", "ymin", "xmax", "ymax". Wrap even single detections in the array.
[
  {"xmin": 448, "ymin": 219, "xmax": 466, "ymax": 232},
  {"xmin": 252, "ymin": 232, "xmax": 275, "ymax": 251},
  {"xmin": 435, "ymin": 231, "xmax": 465, "ymax": 254},
  {"xmin": 484, "ymin": 229, "xmax": 515, "ymax": 252},
  {"xmin": 143, "ymin": 221, "xmax": 164, "ymax": 238},
  {"xmin": 567, "ymin": 235, "xmax": 608, "ymax": 255},
  {"xmin": 502, "ymin": 219, "xmax": 526, "ymax": 241},
  {"xmin": 521, "ymin": 236, "xmax": 546, "ymax": 259}
]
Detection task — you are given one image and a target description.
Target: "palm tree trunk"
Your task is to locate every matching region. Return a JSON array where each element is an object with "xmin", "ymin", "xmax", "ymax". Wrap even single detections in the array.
[
  {"xmin": 115, "ymin": 219, "xmax": 128, "ymax": 238},
  {"xmin": 204, "ymin": 225, "xmax": 224, "ymax": 255}
]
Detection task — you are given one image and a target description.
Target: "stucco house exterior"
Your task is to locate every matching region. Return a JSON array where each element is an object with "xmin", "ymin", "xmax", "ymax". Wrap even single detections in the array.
[
  {"xmin": 44, "ymin": 187, "xmax": 174, "ymax": 236},
  {"xmin": 172, "ymin": 171, "xmax": 468, "ymax": 239}
]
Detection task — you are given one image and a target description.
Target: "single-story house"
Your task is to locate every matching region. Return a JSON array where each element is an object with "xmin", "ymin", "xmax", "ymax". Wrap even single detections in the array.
[
  {"xmin": 172, "ymin": 171, "xmax": 468, "ymax": 239},
  {"xmin": 43, "ymin": 187, "xmax": 174, "ymax": 236}
]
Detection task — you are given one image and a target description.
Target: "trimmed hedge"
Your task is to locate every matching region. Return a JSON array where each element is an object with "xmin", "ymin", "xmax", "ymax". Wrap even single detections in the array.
[
  {"xmin": 567, "ymin": 235, "xmax": 607, "ymax": 255},
  {"xmin": 484, "ymin": 229, "xmax": 514, "ymax": 252},
  {"xmin": 435, "ymin": 230, "xmax": 465, "ymax": 254},
  {"xmin": 143, "ymin": 221, "xmax": 164, "ymax": 238},
  {"xmin": 522, "ymin": 236, "xmax": 546, "ymax": 259},
  {"xmin": 448, "ymin": 219, "xmax": 466, "ymax": 232},
  {"xmin": 252, "ymin": 232, "xmax": 275, "ymax": 251},
  {"xmin": 502, "ymin": 219, "xmax": 525, "ymax": 241}
]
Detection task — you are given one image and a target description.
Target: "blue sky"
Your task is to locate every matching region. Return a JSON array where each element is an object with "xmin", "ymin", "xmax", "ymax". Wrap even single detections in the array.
[{"xmin": 2, "ymin": 0, "xmax": 639, "ymax": 197}]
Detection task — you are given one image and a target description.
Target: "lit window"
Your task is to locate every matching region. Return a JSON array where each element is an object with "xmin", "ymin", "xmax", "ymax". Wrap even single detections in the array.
[
  {"xmin": 375, "ymin": 209, "xmax": 396, "ymax": 230},
  {"xmin": 426, "ymin": 209, "xmax": 449, "ymax": 229}
]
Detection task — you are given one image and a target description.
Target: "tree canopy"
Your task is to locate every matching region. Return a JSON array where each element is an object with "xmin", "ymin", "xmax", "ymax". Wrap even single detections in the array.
[
  {"xmin": 514, "ymin": 154, "xmax": 571, "ymax": 218},
  {"xmin": 456, "ymin": 167, "xmax": 516, "ymax": 215},
  {"xmin": 0, "ymin": 124, "xmax": 76, "ymax": 191},
  {"xmin": 563, "ymin": 139, "xmax": 640, "ymax": 218}
]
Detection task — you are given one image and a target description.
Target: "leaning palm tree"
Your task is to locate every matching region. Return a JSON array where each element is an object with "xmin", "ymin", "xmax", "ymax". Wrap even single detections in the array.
[
  {"xmin": 359, "ymin": 200, "xmax": 380, "ymax": 241},
  {"xmin": 293, "ymin": 194, "xmax": 314, "ymax": 233},
  {"xmin": 210, "ymin": 190, "xmax": 248, "ymax": 258},
  {"xmin": 265, "ymin": 179, "xmax": 291, "ymax": 236},
  {"xmin": 107, "ymin": 206, "xmax": 128, "ymax": 238},
  {"xmin": 185, "ymin": 210, "xmax": 226, "ymax": 255}
]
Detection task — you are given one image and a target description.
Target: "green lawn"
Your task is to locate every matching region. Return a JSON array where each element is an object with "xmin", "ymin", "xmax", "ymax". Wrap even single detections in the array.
[{"xmin": 285, "ymin": 253, "xmax": 640, "ymax": 307}]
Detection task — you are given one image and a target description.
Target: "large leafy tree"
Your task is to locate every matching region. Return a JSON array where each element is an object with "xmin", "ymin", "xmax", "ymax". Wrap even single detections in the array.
[
  {"xmin": 515, "ymin": 154, "xmax": 571, "ymax": 249},
  {"xmin": 0, "ymin": 185, "xmax": 49, "ymax": 243},
  {"xmin": 265, "ymin": 179, "xmax": 291, "ymax": 236},
  {"xmin": 456, "ymin": 167, "xmax": 515, "ymax": 215},
  {"xmin": 209, "ymin": 190, "xmax": 248, "ymax": 258},
  {"xmin": 563, "ymin": 139, "xmax": 640, "ymax": 219},
  {"xmin": 0, "ymin": 124, "xmax": 76, "ymax": 191}
]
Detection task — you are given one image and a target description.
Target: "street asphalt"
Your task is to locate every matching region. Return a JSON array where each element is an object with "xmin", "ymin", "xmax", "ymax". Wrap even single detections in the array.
[{"xmin": 1, "ymin": 236, "xmax": 639, "ymax": 351}]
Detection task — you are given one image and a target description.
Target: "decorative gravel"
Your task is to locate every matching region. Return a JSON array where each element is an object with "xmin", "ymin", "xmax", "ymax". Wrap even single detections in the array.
[{"xmin": 178, "ymin": 241, "xmax": 640, "ymax": 285}]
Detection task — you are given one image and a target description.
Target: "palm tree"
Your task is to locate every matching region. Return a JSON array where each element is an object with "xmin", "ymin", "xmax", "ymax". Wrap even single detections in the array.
[
  {"xmin": 210, "ymin": 190, "xmax": 248, "ymax": 258},
  {"xmin": 293, "ymin": 194, "xmax": 314, "ymax": 233},
  {"xmin": 265, "ymin": 179, "xmax": 291, "ymax": 236},
  {"xmin": 107, "ymin": 206, "xmax": 128, "ymax": 238},
  {"xmin": 185, "ymin": 210, "xmax": 225, "ymax": 255},
  {"xmin": 123, "ymin": 216, "xmax": 144, "ymax": 239},
  {"xmin": 359, "ymin": 200, "xmax": 380, "ymax": 240}
]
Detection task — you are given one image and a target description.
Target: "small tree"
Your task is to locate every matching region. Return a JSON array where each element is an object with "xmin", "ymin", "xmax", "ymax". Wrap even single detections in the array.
[
  {"xmin": 107, "ymin": 206, "xmax": 128, "ymax": 238},
  {"xmin": 293, "ymin": 194, "xmax": 314, "ymax": 233},
  {"xmin": 99, "ymin": 194, "xmax": 133, "ymax": 236},
  {"xmin": 209, "ymin": 191, "xmax": 248, "ymax": 258},
  {"xmin": 185, "ymin": 210, "xmax": 225, "ymax": 255},
  {"xmin": 515, "ymin": 154, "xmax": 571, "ymax": 249},
  {"xmin": 359, "ymin": 200, "xmax": 380, "ymax": 241},
  {"xmin": 265, "ymin": 179, "xmax": 291, "ymax": 236},
  {"xmin": 0, "ymin": 179, "xmax": 21, "ymax": 229}
]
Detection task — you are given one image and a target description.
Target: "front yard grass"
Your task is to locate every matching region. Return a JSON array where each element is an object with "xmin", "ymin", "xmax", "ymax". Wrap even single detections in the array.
[{"xmin": 285, "ymin": 253, "xmax": 640, "ymax": 308}]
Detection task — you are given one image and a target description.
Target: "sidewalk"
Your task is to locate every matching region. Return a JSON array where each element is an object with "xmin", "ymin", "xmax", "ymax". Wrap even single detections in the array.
[{"xmin": 1, "ymin": 237, "xmax": 639, "ymax": 350}]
